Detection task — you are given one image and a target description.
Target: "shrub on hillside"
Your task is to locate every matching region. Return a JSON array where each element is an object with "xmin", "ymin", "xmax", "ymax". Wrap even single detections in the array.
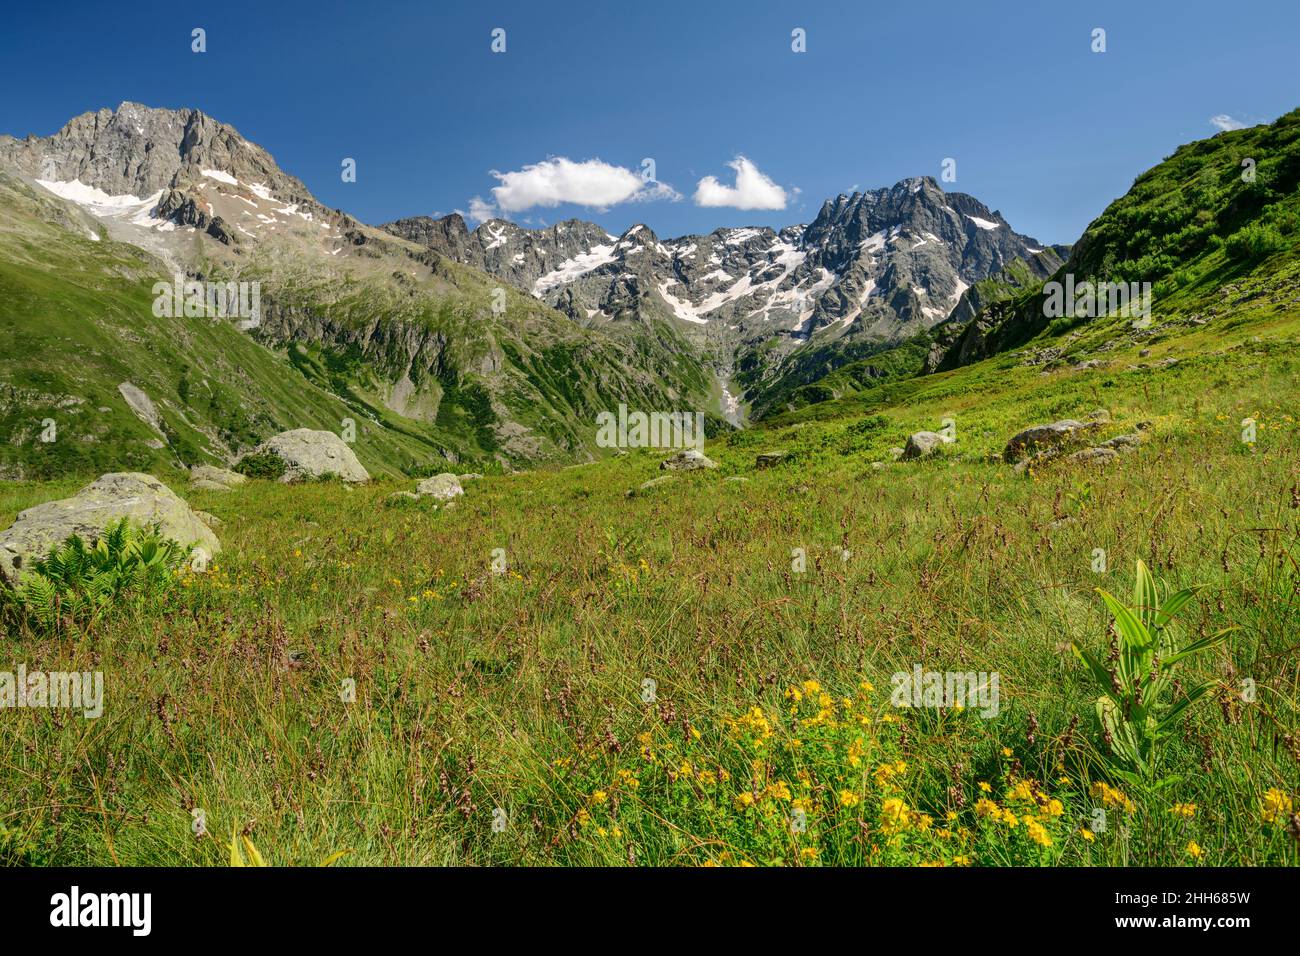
[
  {"xmin": 1225, "ymin": 222, "xmax": 1287, "ymax": 262},
  {"xmin": 234, "ymin": 449, "xmax": 287, "ymax": 480}
]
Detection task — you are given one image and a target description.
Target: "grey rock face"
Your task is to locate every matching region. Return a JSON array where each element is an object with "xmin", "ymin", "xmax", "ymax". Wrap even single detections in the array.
[
  {"xmin": 0, "ymin": 472, "xmax": 220, "ymax": 586},
  {"xmin": 193, "ymin": 510, "xmax": 222, "ymax": 529},
  {"xmin": 394, "ymin": 179, "xmax": 1041, "ymax": 347},
  {"xmin": 415, "ymin": 473, "xmax": 464, "ymax": 500},
  {"xmin": 659, "ymin": 449, "xmax": 717, "ymax": 471},
  {"xmin": 901, "ymin": 431, "xmax": 949, "ymax": 460},
  {"xmin": 190, "ymin": 479, "xmax": 231, "ymax": 492},
  {"xmin": 755, "ymin": 451, "xmax": 789, "ymax": 468},
  {"xmin": 244, "ymin": 429, "xmax": 370, "ymax": 483},
  {"xmin": 923, "ymin": 246, "xmax": 1069, "ymax": 373},
  {"xmin": 118, "ymin": 381, "xmax": 162, "ymax": 433}
]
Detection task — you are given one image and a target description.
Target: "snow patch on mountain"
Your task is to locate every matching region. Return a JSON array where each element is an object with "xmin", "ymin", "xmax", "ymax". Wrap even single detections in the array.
[{"xmin": 533, "ymin": 243, "xmax": 618, "ymax": 294}]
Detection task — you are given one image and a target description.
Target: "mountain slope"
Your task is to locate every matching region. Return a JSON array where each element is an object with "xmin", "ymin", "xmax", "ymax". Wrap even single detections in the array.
[
  {"xmin": 930, "ymin": 108, "xmax": 1300, "ymax": 371},
  {"xmin": 0, "ymin": 103, "xmax": 724, "ymax": 476},
  {"xmin": 386, "ymin": 177, "xmax": 1044, "ymax": 421}
]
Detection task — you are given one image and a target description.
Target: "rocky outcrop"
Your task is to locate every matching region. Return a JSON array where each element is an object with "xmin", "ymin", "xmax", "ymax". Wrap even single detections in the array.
[
  {"xmin": 1099, "ymin": 433, "xmax": 1142, "ymax": 452},
  {"xmin": 1067, "ymin": 447, "xmax": 1119, "ymax": 466},
  {"xmin": 242, "ymin": 429, "xmax": 370, "ymax": 483},
  {"xmin": 118, "ymin": 381, "xmax": 163, "ymax": 433},
  {"xmin": 0, "ymin": 472, "xmax": 219, "ymax": 586},
  {"xmin": 1003, "ymin": 419, "xmax": 1100, "ymax": 465}
]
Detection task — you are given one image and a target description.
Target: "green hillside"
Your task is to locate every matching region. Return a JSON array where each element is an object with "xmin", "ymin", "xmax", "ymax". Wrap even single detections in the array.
[
  {"xmin": 0, "ymin": 172, "xmax": 721, "ymax": 479},
  {"xmin": 937, "ymin": 108, "xmax": 1300, "ymax": 369}
]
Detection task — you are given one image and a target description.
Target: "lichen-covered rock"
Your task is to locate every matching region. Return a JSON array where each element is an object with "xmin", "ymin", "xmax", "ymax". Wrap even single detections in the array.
[
  {"xmin": 415, "ymin": 473, "xmax": 464, "ymax": 500},
  {"xmin": 659, "ymin": 449, "xmax": 716, "ymax": 471},
  {"xmin": 755, "ymin": 451, "xmax": 789, "ymax": 469},
  {"xmin": 243, "ymin": 429, "xmax": 369, "ymax": 483},
  {"xmin": 191, "ymin": 479, "xmax": 232, "ymax": 492},
  {"xmin": 0, "ymin": 472, "xmax": 220, "ymax": 586}
]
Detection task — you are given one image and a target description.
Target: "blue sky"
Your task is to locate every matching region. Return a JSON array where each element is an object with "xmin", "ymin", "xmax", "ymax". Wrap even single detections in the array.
[{"xmin": 1, "ymin": 0, "xmax": 1296, "ymax": 244}]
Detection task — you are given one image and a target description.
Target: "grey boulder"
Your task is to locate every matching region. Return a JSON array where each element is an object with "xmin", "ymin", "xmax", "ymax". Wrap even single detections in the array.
[
  {"xmin": 901, "ymin": 431, "xmax": 950, "ymax": 460},
  {"xmin": 243, "ymin": 429, "xmax": 370, "ymax": 483},
  {"xmin": 415, "ymin": 473, "xmax": 464, "ymax": 500},
  {"xmin": 0, "ymin": 472, "xmax": 220, "ymax": 586}
]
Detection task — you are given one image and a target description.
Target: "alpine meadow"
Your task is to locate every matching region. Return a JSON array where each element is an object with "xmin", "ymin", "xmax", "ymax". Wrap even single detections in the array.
[{"xmin": 0, "ymin": 2, "xmax": 1297, "ymax": 900}]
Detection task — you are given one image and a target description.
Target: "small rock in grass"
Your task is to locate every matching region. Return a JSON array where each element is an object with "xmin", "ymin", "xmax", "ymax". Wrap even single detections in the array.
[
  {"xmin": 416, "ymin": 473, "xmax": 464, "ymax": 500},
  {"xmin": 659, "ymin": 449, "xmax": 717, "ymax": 471},
  {"xmin": 901, "ymin": 431, "xmax": 949, "ymax": 460},
  {"xmin": 1068, "ymin": 447, "xmax": 1119, "ymax": 465},
  {"xmin": 629, "ymin": 475, "xmax": 676, "ymax": 497}
]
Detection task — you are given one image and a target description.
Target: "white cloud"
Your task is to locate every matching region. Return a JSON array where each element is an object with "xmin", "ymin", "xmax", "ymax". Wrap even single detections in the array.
[
  {"xmin": 464, "ymin": 196, "xmax": 496, "ymax": 223},
  {"xmin": 693, "ymin": 156, "xmax": 788, "ymax": 210},
  {"xmin": 486, "ymin": 157, "xmax": 677, "ymax": 213},
  {"xmin": 1210, "ymin": 114, "xmax": 1246, "ymax": 132}
]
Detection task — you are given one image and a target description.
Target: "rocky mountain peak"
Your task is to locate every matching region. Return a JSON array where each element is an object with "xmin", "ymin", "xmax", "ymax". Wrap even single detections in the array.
[{"xmin": 0, "ymin": 102, "xmax": 310, "ymax": 206}]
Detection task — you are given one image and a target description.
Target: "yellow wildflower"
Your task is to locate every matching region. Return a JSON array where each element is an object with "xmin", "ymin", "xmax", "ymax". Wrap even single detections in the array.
[
  {"xmin": 1024, "ymin": 818, "xmax": 1052, "ymax": 847},
  {"xmin": 1261, "ymin": 788, "xmax": 1293, "ymax": 824}
]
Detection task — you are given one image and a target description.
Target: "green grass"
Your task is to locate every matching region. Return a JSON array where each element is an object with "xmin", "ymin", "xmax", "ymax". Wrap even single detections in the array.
[{"xmin": 2, "ymin": 289, "xmax": 1297, "ymax": 865}]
